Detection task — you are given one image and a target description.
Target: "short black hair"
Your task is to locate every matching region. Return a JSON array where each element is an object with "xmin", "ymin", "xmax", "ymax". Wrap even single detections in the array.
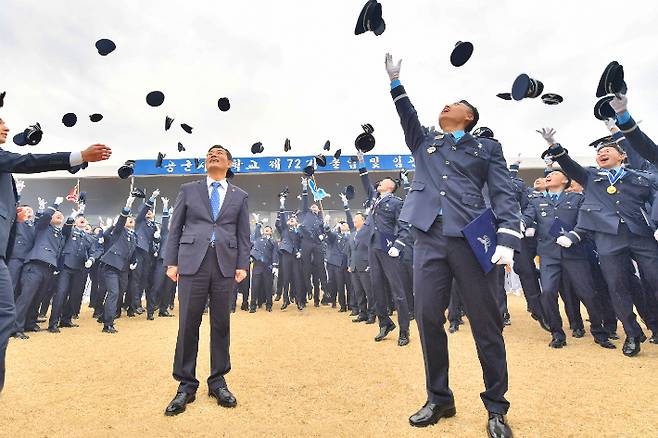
[
  {"xmin": 207, "ymin": 145, "xmax": 233, "ymax": 160},
  {"xmin": 459, "ymin": 100, "xmax": 479, "ymax": 132}
]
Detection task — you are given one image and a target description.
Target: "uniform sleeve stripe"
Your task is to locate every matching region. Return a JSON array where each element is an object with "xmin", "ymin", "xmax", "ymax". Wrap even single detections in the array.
[
  {"xmin": 568, "ymin": 231, "xmax": 581, "ymax": 241},
  {"xmin": 393, "ymin": 94, "xmax": 408, "ymax": 103},
  {"xmin": 620, "ymin": 125, "xmax": 638, "ymax": 134},
  {"xmin": 497, "ymin": 228, "xmax": 523, "ymax": 239},
  {"xmin": 394, "ymin": 240, "xmax": 406, "ymax": 246}
]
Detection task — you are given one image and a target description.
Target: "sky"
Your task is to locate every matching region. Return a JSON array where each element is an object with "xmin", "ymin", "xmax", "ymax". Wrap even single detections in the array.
[{"xmin": 1, "ymin": 0, "xmax": 657, "ymax": 175}]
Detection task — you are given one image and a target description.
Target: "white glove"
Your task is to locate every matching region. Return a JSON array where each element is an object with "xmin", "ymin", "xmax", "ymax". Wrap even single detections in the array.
[
  {"xmin": 150, "ymin": 188, "xmax": 160, "ymax": 199},
  {"xmin": 54, "ymin": 196, "xmax": 64, "ymax": 207},
  {"xmin": 536, "ymin": 128, "xmax": 557, "ymax": 146},
  {"xmin": 53, "ymin": 271, "xmax": 59, "ymax": 276},
  {"xmin": 339, "ymin": 193, "xmax": 348, "ymax": 205},
  {"xmin": 38, "ymin": 197, "xmax": 47, "ymax": 211},
  {"xmin": 356, "ymin": 150, "xmax": 365, "ymax": 164},
  {"xmin": 388, "ymin": 247, "xmax": 400, "ymax": 257},
  {"xmin": 556, "ymin": 236, "xmax": 572, "ymax": 248},
  {"xmin": 69, "ymin": 208, "xmax": 79, "ymax": 219},
  {"xmin": 324, "ymin": 214, "xmax": 331, "ymax": 223},
  {"xmin": 125, "ymin": 196, "xmax": 136, "ymax": 209},
  {"xmin": 15, "ymin": 180, "xmax": 25, "ymax": 195},
  {"xmin": 97, "ymin": 237, "xmax": 104, "ymax": 244},
  {"xmin": 78, "ymin": 203, "xmax": 86, "ymax": 214},
  {"xmin": 279, "ymin": 196, "xmax": 286, "ymax": 209},
  {"xmin": 490, "ymin": 245, "xmax": 514, "ymax": 266},
  {"xmin": 525, "ymin": 227, "xmax": 536, "ymax": 237},
  {"xmin": 84, "ymin": 259, "xmax": 93, "ymax": 268},
  {"xmin": 161, "ymin": 197, "xmax": 169, "ymax": 209},
  {"xmin": 301, "ymin": 177, "xmax": 308, "ymax": 190},
  {"xmin": 272, "ymin": 267, "xmax": 278, "ymax": 277},
  {"xmin": 154, "ymin": 230, "xmax": 161, "ymax": 239},
  {"xmin": 105, "ymin": 217, "xmax": 113, "ymax": 228},
  {"xmin": 654, "ymin": 230, "xmax": 658, "ymax": 242},
  {"xmin": 153, "ymin": 251, "xmax": 158, "ymax": 258},
  {"xmin": 604, "ymin": 118, "xmax": 618, "ymax": 133},
  {"xmin": 318, "ymin": 234, "xmax": 324, "ymax": 241},
  {"xmin": 262, "ymin": 217, "xmax": 269, "ymax": 224},
  {"xmin": 129, "ymin": 262, "xmax": 138, "ymax": 270},
  {"xmin": 385, "ymin": 53, "xmax": 402, "ymax": 81},
  {"xmin": 609, "ymin": 94, "xmax": 627, "ymax": 114},
  {"xmin": 295, "ymin": 251, "xmax": 301, "ymax": 259},
  {"xmin": 252, "ymin": 213, "xmax": 260, "ymax": 222}
]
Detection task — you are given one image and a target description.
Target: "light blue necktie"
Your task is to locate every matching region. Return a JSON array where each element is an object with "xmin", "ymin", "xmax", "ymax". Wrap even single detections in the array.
[
  {"xmin": 551, "ymin": 193, "xmax": 558, "ymax": 202},
  {"xmin": 210, "ymin": 182, "xmax": 221, "ymax": 242}
]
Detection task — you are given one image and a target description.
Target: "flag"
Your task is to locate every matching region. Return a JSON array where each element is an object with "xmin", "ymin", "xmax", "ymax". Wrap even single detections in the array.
[
  {"xmin": 66, "ymin": 182, "xmax": 79, "ymax": 203},
  {"xmin": 308, "ymin": 178, "xmax": 331, "ymax": 202}
]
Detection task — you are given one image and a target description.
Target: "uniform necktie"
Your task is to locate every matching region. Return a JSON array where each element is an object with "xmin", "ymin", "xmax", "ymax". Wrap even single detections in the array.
[
  {"xmin": 210, "ymin": 182, "xmax": 222, "ymax": 242},
  {"xmin": 609, "ymin": 169, "xmax": 617, "ymax": 178},
  {"xmin": 551, "ymin": 193, "xmax": 558, "ymax": 202}
]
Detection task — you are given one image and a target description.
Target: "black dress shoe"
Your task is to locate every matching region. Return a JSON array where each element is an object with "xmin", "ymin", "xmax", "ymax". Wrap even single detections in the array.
[
  {"xmin": 249, "ymin": 307, "xmax": 256, "ymax": 313},
  {"xmin": 622, "ymin": 334, "xmax": 646, "ymax": 357},
  {"xmin": 374, "ymin": 323, "xmax": 396, "ymax": 342},
  {"xmin": 72, "ymin": 314, "xmax": 79, "ymax": 320},
  {"xmin": 548, "ymin": 337, "xmax": 566, "ymax": 348},
  {"xmin": 349, "ymin": 310, "xmax": 359, "ymax": 316},
  {"xmin": 92, "ymin": 312, "xmax": 102, "ymax": 319},
  {"xmin": 352, "ymin": 315, "xmax": 368, "ymax": 323},
  {"xmin": 365, "ymin": 316, "xmax": 376, "ymax": 324},
  {"xmin": 409, "ymin": 401, "xmax": 456, "ymax": 427},
  {"xmin": 448, "ymin": 322, "xmax": 459, "ymax": 333},
  {"xmin": 36, "ymin": 318, "xmax": 47, "ymax": 324},
  {"xmin": 487, "ymin": 412, "xmax": 512, "ymax": 438},
  {"xmin": 126, "ymin": 309, "xmax": 136, "ymax": 317},
  {"xmin": 266, "ymin": 305, "xmax": 272, "ymax": 312},
  {"xmin": 97, "ymin": 316, "xmax": 104, "ymax": 324},
  {"xmin": 595, "ymin": 338, "xmax": 616, "ymax": 349},
  {"xmin": 296, "ymin": 303, "xmax": 304, "ymax": 311},
  {"xmin": 274, "ymin": 294, "xmax": 281, "ymax": 302},
  {"xmin": 387, "ymin": 308, "xmax": 394, "ymax": 316},
  {"xmin": 331, "ymin": 302, "xmax": 336, "ymax": 308},
  {"xmin": 59, "ymin": 321, "xmax": 79, "ymax": 328},
  {"xmin": 12, "ymin": 332, "xmax": 29, "ymax": 340},
  {"xmin": 503, "ymin": 313, "xmax": 511, "ymax": 326},
  {"xmin": 240, "ymin": 303, "xmax": 249, "ymax": 311},
  {"xmin": 164, "ymin": 392, "xmax": 196, "ymax": 416},
  {"xmin": 136, "ymin": 307, "xmax": 145, "ymax": 314},
  {"xmin": 572, "ymin": 328, "xmax": 585, "ymax": 338},
  {"xmin": 48, "ymin": 326, "xmax": 61, "ymax": 333},
  {"xmin": 281, "ymin": 302, "xmax": 289, "ymax": 310},
  {"xmin": 409, "ymin": 312, "xmax": 415, "ymax": 321},
  {"xmin": 147, "ymin": 314, "xmax": 155, "ymax": 320},
  {"xmin": 209, "ymin": 387, "xmax": 237, "ymax": 408},
  {"xmin": 158, "ymin": 310, "xmax": 175, "ymax": 317},
  {"xmin": 102, "ymin": 325, "xmax": 118, "ymax": 334},
  {"xmin": 338, "ymin": 307, "xmax": 347, "ymax": 313},
  {"xmin": 25, "ymin": 325, "xmax": 42, "ymax": 332},
  {"xmin": 649, "ymin": 334, "xmax": 658, "ymax": 344},
  {"xmin": 608, "ymin": 331, "xmax": 620, "ymax": 340},
  {"xmin": 398, "ymin": 330, "xmax": 410, "ymax": 346}
]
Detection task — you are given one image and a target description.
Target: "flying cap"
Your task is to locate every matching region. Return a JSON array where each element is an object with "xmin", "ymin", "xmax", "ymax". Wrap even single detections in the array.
[
  {"xmin": 218, "ymin": 97, "xmax": 231, "ymax": 112},
  {"xmin": 450, "ymin": 41, "xmax": 474, "ymax": 67},
  {"xmin": 180, "ymin": 123, "xmax": 193, "ymax": 134},
  {"xmin": 596, "ymin": 61, "xmax": 627, "ymax": 98},
  {"xmin": 146, "ymin": 91, "xmax": 165, "ymax": 107},
  {"xmin": 89, "ymin": 113, "xmax": 103, "ymax": 122},
  {"xmin": 355, "ymin": 0, "xmax": 385, "ymax": 36},
  {"xmin": 62, "ymin": 113, "xmax": 77, "ymax": 127},
  {"xmin": 251, "ymin": 142, "xmax": 264, "ymax": 154},
  {"xmin": 118, "ymin": 160, "xmax": 135, "ymax": 179},
  {"xmin": 512, "ymin": 74, "xmax": 544, "ymax": 101},
  {"xmin": 541, "ymin": 93, "xmax": 563, "ymax": 105},
  {"xmin": 95, "ymin": 39, "xmax": 116, "ymax": 56}
]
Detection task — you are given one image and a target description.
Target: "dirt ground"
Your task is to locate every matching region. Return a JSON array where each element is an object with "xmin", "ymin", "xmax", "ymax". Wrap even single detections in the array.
[{"xmin": 2, "ymin": 296, "xmax": 657, "ymax": 438}]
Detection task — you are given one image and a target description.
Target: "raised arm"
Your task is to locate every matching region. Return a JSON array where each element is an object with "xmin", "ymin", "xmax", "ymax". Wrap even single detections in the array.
[
  {"xmin": 301, "ymin": 177, "xmax": 310, "ymax": 213},
  {"xmin": 385, "ymin": 53, "xmax": 425, "ymax": 152},
  {"xmin": 0, "ymin": 144, "xmax": 111, "ymax": 174},
  {"xmin": 356, "ymin": 151, "xmax": 377, "ymax": 202},
  {"xmin": 612, "ymin": 96, "xmax": 658, "ymax": 165},
  {"xmin": 537, "ymin": 128, "xmax": 589, "ymax": 188}
]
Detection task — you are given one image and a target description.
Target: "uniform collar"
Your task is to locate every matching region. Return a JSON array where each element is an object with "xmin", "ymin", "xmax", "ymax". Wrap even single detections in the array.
[{"xmin": 450, "ymin": 130, "xmax": 465, "ymax": 141}]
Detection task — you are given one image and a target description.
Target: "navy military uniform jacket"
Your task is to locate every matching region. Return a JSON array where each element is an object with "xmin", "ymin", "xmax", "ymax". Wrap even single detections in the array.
[
  {"xmin": 156, "ymin": 210, "xmax": 170, "ymax": 262},
  {"xmin": 298, "ymin": 190, "xmax": 325, "ymax": 245},
  {"xmin": 59, "ymin": 220, "xmax": 101, "ymax": 271},
  {"xmin": 100, "ymin": 208, "xmax": 138, "ymax": 271},
  {"xmin": 522, "ymin": 192, "xmax": 586, "ymax": 259},
  {"xmin": 551, "ymin": 145, "xmax": 656, "ymax": 238},
  {"xmin": 25, "ymin": 208, "xmax": 65, "ymax": 267},
  {"xmin": 134, "ymin": 199, "xmax": 156, "ymax": 253},
  {"xmin": 8, "ymin": 221, "xmax": 36, "ymax": 261},
  {"xmin": 390, "ymin": 84, "xmax": 522, "ymax": 250},
  {"xmin": 324, "ymin": 228, "xmax": 349, "ymax": 269},
  {"xmin": 250, "ymin": 223, "xmax": 278, "ymax": 267},
  {"xmin": 275, "ymin": 210, "xmax": 301, "ymax": 255}
]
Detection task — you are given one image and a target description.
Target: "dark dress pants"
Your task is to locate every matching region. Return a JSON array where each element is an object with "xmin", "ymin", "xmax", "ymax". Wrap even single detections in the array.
[
  {"xmin": 7, "ymin": 258, "xmax": 24, "ymax": 298},
  {"xmin": 250, "ymin": 261, "xmax": 273, "ymax": 308},
  {"xmin": 327, "ymin": 263, "xmax": 347, "ymax": 308},
  {"xmin": 14, "ymin": 261, "xmax": 53, "ymax": 332},
  {"xmin": 412, "ymin": 220, "xmax": 509, "ymax": 415},
  {"xmin": 350, "ymin": 270, "xmax": 372, "ymax": 318},
  {"xmin": 173, "ymin": 247, "xmax": 234, "ymax": 395},
  {"xmin": 447, "ymin": 280, "xmax": 464, "ymax": 324},
  {"xmin": 401, "ymin": 256, "xmax": 414, "ymax": 315},
  {"xmin": 368, "ymin": 247, "xmax": 409, "ymax": 331},
  {"xmin": 101, "ymin": 263, "xmax": 123, "ymax": 326},
  {"xmin": 0, "ymin": 258, "xmax": 16, "ymax": 392},
  {"xmin": 49, "ymin": 267, "xmax": 84, "ymax": 328},
  {"xmin": 129, "ymin": 248, "xmax": 151, "ymax": 309},
  {"xmin": 512, "ymin": 238, "xmax": 543, "ymax": 317}
]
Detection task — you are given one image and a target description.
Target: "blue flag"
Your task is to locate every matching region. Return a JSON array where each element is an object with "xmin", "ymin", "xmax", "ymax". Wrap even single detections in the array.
[
  {"xmin": 461, "ymin": 209, "xmax": 497, "ymax": 273},
  {"xmin": 308, "ymin": 178, "xmax": 331, "ymax": 202}
]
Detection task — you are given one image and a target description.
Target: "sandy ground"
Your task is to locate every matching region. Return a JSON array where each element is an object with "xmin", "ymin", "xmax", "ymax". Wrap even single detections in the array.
[{"xmin": 2, "ymin": 296, "xmax": 657, "ymax": 438}]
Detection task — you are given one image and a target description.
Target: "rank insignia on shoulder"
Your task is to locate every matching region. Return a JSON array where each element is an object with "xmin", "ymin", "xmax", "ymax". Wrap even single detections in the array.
[{"xmin": 427, "ymin": 146, "xmax": 436, "ymax": 154}]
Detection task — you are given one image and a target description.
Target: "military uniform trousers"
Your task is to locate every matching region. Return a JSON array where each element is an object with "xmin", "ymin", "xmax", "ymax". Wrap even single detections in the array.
[
  {"xmin": 327, "ymin": 262, "xmax": 348, "ymax": 309},
  {"xmin": 350, "ymin": 270, "xmax": 373, "ymax": 318},
  {"xmin": 279, "ymin": 251, "xmax": 303, "ymax": 305},
  {"xmin": 129, "ymin": 248, "xmax": 152, "ymax": 310},
  {"xmin": 447, "ymin": 280, "xmax": 464, "ymax": 324},
  {"xmin": 250, "ymin": 261, "xmax": 273, "ymax": 308},
  {"xmin": 512, "ymin": 238, "xmax": 544, "ymax": 319},
  {"xmin": 594, "ymin": 224, "xmax": 658, "ymax": 338},
  {"xmin": 368, "ymin": 247, "xmax": 410, "ymax": 331},
  {"xmin": 412, "ymin": 219, "xmax": 509, "ymax": 415},
  {"xmin": 100, "ymin": 263, "xmax": 125, "ymax": 326},
  {"xmin": 301, "ymin": 240, "xmax": 326, "ymax": 304},
  {"xmin": 49, "ymin": 267, "xmax": 85, "ymax": 329},
  {"xmin": 13, "ymin": 261, "xmax": 54, "ymax": 333},
  {"xmin": 151, "ymin": 261, "xmax": 176, "ymax": 315},
  {"xmin": 173, "ymin": 247, "xmax": 234, "ymax": 395},
  {"xmin": 0, "ymin": 258, "xmax": 16, "ymax": 391},
  {"xmin": 7, "ymin": 258, "xmax": 25, "ymax": 298},
  {"xmin": 400, "ymin": 256, "xmax": 414, "ymax": 315},
  {"xmin": 539, "ymin": 256, "xmax": 608, "ymax": 342}
]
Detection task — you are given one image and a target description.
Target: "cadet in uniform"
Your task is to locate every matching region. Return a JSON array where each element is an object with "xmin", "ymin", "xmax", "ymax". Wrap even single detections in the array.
[
  {"xmin": 299, "ymin": 178, "xmax": 328, "ymax": 306},
  {"xmin": 249, "ymin": 215, "xmax": 278, "ymax": 312},
  {"xmin": 345, "ymin": 204, "xmax": 375, "ymax": 324},
  {"xmin": 385, "ymin": 53, "xmax": 517, "ymax": 437},
  {"xmin": 276, "ymin": 194, "xmax": 304, "ymax": 310},
  {"xmin": 324, "ymin": 195, "xmax": 351, "ymax": 312},
  {"xmin": 149, "ymin": 197, "xmax": 176, "ymax": 318},
  {"xmin": 7, "ymin": 205, "xmax": 35, "ymax": 298},
  {"xmin": 129, "ymin": 192, "xmax": 159, "ymax": 314}
]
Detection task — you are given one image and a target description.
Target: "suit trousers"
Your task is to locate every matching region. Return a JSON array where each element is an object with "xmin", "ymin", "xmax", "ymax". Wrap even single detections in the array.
[
  {"xmin": 7, "ymin": 258, "xmax": 24, "ymax": 298},
  {"xmin": 173, "ymin": 247, "xmax": 234, "ymax": 395},
  {"xmin": 412, "ymin": 220, "xmax": 509, "ymax": 415},
  {"xmin": 63, "ymin": 270, "xmax": 87, "ymax": 321},
  {"xmin": 539, "ymin": 257, "xmax": 608, "ymax": 342},
  {"xmin": 595, "ymin": 224, "xmax": 658, "ymax": 338},
  {"xmin": 350, "ymin": 270, "xmax": 372, "ymax": 318},
  {"xmin": 0, "ymin": 258, "xmax": 16, "ymax": 392},
  {"xmin": 14, "ymin": 261, "xmax": 53, "ymax": 332},
  {"xmin": 401, "ymin": 257, "xmax": 414, "ymax": 314},
  {"xmin": 250, "ymin": 261, "xmax": 273, "ymax": 308},
  {"xmin": 280, "ymin": 252, "xmax": 303, "ymax": 305},
  {"xmin": 368, "ymin": 247, "xmax": 410, "ymax": 331},
  {"xmin": 327, "ymin": 263, "xmax": 348, "ymax": 308},
  {"xmin": 49, "ymin": 267, "xmax": 84, "ymax": 328}
]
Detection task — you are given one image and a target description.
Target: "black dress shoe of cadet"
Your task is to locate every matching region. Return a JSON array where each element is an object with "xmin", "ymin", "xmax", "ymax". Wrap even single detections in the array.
[
  {"xmin": 158, "ymin": 310, "xmax": 175, "ymax": 317},
  {"xmin": 209, "ymin": 387, "xmax": 237, "ymax": 408},
  {"xmin": 352, "ymin": 314, "xmax": 368, "ymax": 323},
  {"xmin": 136, "ymin": 307, "xmax": 145, "ymax": 314},
  {"xmin": 48, "ymin": 326, "xmax": 61, "ymax": 333},
  {"xmin": 59, "ymin": 321, "xmax": 79, "ymax": 328},
  {"xmin": 608, "ymin": 331, "xmax": 620, "ymax": 340},
  {"xmin": 25, "ymin": 324, "xmax": 42, "ymax": 332},
  {"xmin": 572, "ymin": 328, "xmax": 585, "ymax": 338},
  {"xmin": 622, "ymin": 333, "xmax": 647, "ymax": 357},
  {"xmin": 487, "ymin": 412, "xmax": 513, "ymax": 438},
  {"xmin": 274, "ymin": 294, "xmax": 281, "ymax": 302},
  {"xmin": 548, "ymin": 337, "xmax": 566, "ymax": 349},
  {"xmin": 398, "ymin": 330, "xmax": 410, "ymax": 346},
  {"xmin": 147, "ymin": 314, "xmax": 155, "ymax": 320},
  {"xmin": 409, "ymin": 401, "xmax": 456, "ymax": 427},
  {"xmin": 374, "ymin": 322, "xmax": 396, "ymax": 342},
  {"xmin": 266, "ymin": 305, "xmax": 272, "ymax": 312},
  {"xmin": 36, "ymin": 318, "xmax": 47, "ymax": 324},
  {"xmin": 650, "ymin": 333, "xmax": 658, "ymax": 344},
  {"xmin": 448, "ymin": 322, "xmax": 459, "ymax": 333},
  {"xmin": 102, "ymin": 325, "xmax": 118, "ymax": 334},
  {"xmin": 12, "ymin": 332, "xmax": 29, "ymax": 340},
  {"xmin": 595, "ymin": 338, "xmax": 616, "ymax": 349},
  {"xmin": 165, "ymin": 392, "xmax": 196, "ymax": 416},
  {"xmin": 365, "ymin": 315, "xmax": 376, "ymax": 324},
  {"xmin": 281, "ymin": 302, "xmax": 289, "ymax": 310}
]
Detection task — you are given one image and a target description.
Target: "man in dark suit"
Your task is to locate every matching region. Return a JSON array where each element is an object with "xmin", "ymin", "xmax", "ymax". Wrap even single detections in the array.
[
  {"xmin": 164, "ymin": 145, "xmax": 250, "ymax": 416},
  {"xmin": 385, "ymin": 54, "xmax": 518, "ymax": 437}
]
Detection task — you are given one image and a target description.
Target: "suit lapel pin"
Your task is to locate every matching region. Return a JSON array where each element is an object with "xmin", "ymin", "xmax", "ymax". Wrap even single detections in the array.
[{"xmin": 427, "ymin": 146, "xmax": 436, "ymax": 154}]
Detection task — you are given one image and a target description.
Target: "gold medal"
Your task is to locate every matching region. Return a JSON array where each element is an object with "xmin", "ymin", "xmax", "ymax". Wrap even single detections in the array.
[{"xmin": 607, "ymin": 186, "xmax": 617, "ymax": 194}]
